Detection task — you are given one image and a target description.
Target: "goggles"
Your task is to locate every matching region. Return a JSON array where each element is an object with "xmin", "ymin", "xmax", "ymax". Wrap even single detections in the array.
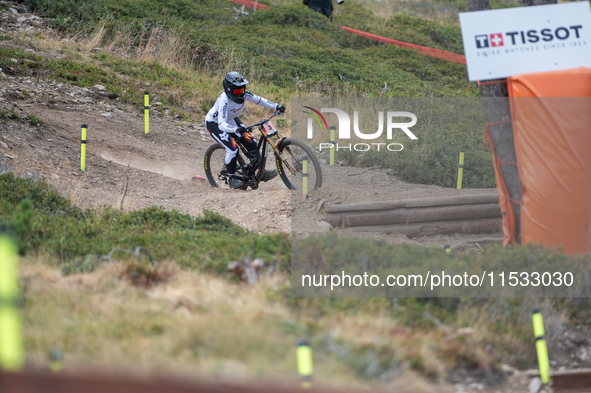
[{"xmin": 232, "ymin": 87, "xmax": 245, "ymax": 96}]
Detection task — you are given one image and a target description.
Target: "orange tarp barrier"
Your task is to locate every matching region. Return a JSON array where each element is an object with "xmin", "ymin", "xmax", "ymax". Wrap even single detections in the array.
[{"xmin": 507, "ymin": 67, "xmax": 591, "ymax": 254}]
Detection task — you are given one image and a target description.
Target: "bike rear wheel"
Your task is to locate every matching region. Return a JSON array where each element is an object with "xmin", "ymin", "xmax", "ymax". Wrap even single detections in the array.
[
  {"xmin": 204, "ymin": 144, "xmax": 246, "ymax": 188},
  {"xmin": 275, "ymin": 138, "xmax": 323, "ymax": 190}
]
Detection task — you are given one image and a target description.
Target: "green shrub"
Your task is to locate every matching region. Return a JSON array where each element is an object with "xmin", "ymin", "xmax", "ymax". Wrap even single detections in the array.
[
  {"xmin": 0, "ymin": 47, "xmax": 42, "ymax": 75},
  {"xmin": 0, "ymin": 199, "xmax": 34, "ymax": 255},
  {"xmin": 0, "ymin": 173, "xmax": 289, "ymax": 272},
  {"xmin": 27, "ymin": 113, "xmax": 44, "ymax": 126}
]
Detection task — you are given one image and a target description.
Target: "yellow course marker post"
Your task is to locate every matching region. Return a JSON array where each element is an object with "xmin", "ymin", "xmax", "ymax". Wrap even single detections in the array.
[
  {"xmin": 0, "ymin": 236, "xmax": 24, "ymax": 371},
  {"xmin": 302, "ymin": 158, "xmax": 308, "ymax": 197},
  {"xmin": 329, "ymin": 126, "xmax": 336, "ymax": 165},
  {"xmin": 456, "ymin": 148, "xmax": 465, "ymax": 189},
  {"xmin": 81, "ymin": 124, "xmax": 87, "ymax": 172},
  {"xmin": 48, "ymin": 348, "xmax": 64, "ymax": 373},
  {"xmin": 144, "ymin": 91, "xmax": 149, "ymax": 134},
  {"xmin": 532, "ymin": 308, "xmax": 550, "ymax": 384},
  {"xmin": 297, "ymin": 340, "xmax": 313, "ymax": 389}
]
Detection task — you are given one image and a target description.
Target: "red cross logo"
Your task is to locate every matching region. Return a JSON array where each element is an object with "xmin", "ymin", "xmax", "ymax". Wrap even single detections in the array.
[{"xmin": 490, "ymin": 33, "xmax": 504, "ymax": 47}]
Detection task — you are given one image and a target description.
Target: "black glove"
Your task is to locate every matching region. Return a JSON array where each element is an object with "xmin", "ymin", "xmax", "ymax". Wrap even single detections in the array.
[
  {"xmin": 276, "ymin": 104, "xmax": 285, "ymax": 113},
  {"xmin": 235, "ymin": 126, "xmax": 247, "ymax": 138}
]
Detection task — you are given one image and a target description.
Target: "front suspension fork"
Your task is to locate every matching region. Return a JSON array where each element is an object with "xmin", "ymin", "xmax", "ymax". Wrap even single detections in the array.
[{"xmin": 266, "ymin": 135, "xmax": 296, "ymax": 176}]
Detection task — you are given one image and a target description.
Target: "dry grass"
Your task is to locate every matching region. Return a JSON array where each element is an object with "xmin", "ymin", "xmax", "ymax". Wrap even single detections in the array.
[
  {"xmin": 19, "ymin": 252, "xmax": 545, "ymax": 387},
  {"xmin": 21, "ymin": 254, "xmax": 492, "ymax": 389},
  {"xmin": 84, "ymin": 22, "xmax": 107, "ymax": 50},
  {"xmin": 20, "ymin": 256, "xmax": 363, "ymax": 387}
]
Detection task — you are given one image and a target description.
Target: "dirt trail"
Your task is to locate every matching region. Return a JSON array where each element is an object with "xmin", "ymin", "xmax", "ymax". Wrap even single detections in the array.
[
  {"xmin": 0, "ymin": 81, "xmax": 292, "ymax": 233},
  {"xmin": 0, "ymin": 75, "xmax": 502, "ymax": 247}
]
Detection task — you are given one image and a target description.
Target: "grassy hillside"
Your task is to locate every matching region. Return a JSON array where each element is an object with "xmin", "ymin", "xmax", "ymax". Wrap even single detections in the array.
[
  {"xmin": 26, "ymin": 0, "xmax": 476, "ymax": 97},
  {"xmin": 7, "ymin": 0, "xmax": 498, "ymax": 188}
]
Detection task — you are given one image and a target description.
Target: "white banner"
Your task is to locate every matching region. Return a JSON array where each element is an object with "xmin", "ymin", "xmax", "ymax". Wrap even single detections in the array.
[{"xmin": 459, "ymin": 2, "xmax": 591, "ymax": 81}]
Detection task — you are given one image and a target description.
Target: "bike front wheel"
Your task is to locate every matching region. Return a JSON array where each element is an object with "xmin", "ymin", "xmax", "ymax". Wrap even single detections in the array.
[
  {"xmin": 275, "ymin": 138, "xmax": 323, "ymax": 190},
  {"xmin": 204, "ymin": 144, "xmax": 246, "ymax": 188}
]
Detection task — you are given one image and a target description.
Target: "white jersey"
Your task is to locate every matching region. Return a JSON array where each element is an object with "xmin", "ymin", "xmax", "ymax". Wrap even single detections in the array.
[{"xmin": 205, "ymin": 91, "xmax": 277, "ymax": 134}]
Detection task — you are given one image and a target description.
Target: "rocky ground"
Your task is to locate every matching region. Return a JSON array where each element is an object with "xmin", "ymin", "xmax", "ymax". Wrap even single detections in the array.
[{"xmin": 0, "ymin": 2, "xmax": 50, "ymax": 37}]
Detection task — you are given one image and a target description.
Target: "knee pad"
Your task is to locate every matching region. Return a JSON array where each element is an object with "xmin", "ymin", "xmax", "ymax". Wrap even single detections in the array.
[{"xmin": 225, "ymin": 148, "xmax": 238, "ymax": 165}]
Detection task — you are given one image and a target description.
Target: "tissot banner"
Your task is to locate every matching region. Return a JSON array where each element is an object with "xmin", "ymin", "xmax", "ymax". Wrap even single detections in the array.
[{"xmin": 459, "ymin": 2, "xmax": 591, "ymax": 81}]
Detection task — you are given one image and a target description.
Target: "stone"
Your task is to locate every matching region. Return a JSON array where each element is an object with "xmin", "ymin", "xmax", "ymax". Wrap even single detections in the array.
[
  {"xmin": 228, "ymin": 257, "xmax": 264, "ymax": 285},
  {"xmin": 17, "ymin": 16, "xmax": 27, "ymax": 23},
  {"xmin": 316, "ymin": 221, "xmax": 332, "ymax": 229},
  {"xmin": 0, "ymin": 142, "xmax": 8, "ymax": 149},
  {"xmin": 100, "ymin": 112, "xmax": 112, "ymax": 117},
  {"xmin": 9, "ymin": 8, "xmax": 18, "ymax": 14},
  {"xmin": 529, "ymin": 377, "xmax": 542, "ymax": 393},
  {"xmin": 501, "ymin": 364, "xmax": 517, "ymax": 374},
  {"xmin": 94, "ymin": 84, "xmax": 106, "ymax": 91},
  {"xmin": 457, "ymin": 327, "xmax": 475, "ymax": 336}
]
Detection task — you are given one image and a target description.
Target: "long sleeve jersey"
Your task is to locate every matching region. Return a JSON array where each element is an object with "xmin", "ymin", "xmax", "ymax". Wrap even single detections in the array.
[{"xmin": 205, "ymin": 91, "xmax": 278, "ymax": 134}]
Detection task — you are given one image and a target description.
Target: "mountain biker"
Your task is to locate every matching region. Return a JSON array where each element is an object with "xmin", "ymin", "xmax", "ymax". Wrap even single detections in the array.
[{"xmin": 205, "ymin": 71, "xmax": 286, "ymax": 189}]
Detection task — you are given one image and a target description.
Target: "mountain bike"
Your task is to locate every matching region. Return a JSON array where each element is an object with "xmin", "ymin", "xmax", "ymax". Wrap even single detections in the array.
[{"xmin": 204, "ymin": 111, "xmax": 323, "ymax": 191}]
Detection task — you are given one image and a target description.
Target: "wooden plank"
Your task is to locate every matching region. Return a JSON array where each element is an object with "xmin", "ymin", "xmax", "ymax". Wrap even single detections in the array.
[
  {"xmin": 0, "ymin": 370, "xmax": 399, "ymax": 393},
  {"xmin": 327, "ymin": 203, "xmax": 501, "ymax": 228},
  {"xmin": 553, "ymin": 369, "xmax": 591, "ymax": 392},
  {"xmin": 327, "ymin": 194, "xmax": 499, "ymax": 213},
  {"xmin": 345, "ymin": 218, "xmax": 502, "ymax": 238}
]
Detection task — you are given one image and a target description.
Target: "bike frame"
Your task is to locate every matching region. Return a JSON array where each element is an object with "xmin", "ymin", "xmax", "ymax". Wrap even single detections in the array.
[
  {"xmin": 234, "ymin": 131, "xmax": 270, "ymax": 181},
  {"xmin": 233, "ymin": 111, "xmax": 296, "ymax": 186}
]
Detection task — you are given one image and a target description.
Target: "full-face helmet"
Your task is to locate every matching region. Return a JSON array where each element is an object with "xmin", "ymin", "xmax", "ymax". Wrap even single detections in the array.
[{"xmin": 223, "ymin": 71, "xmax": 249, "ymax": 104}]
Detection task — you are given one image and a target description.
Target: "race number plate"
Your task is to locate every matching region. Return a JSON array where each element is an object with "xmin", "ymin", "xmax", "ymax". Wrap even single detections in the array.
[{"xmin": 262, "ymin": 121, "xmax": 278, "ymax": 137}]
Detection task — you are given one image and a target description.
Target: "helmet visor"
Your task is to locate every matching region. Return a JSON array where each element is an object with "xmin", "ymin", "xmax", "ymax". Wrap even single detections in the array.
[{"xmin": 232, "ymin": 87, "xmax": 245, "ymax": 97}]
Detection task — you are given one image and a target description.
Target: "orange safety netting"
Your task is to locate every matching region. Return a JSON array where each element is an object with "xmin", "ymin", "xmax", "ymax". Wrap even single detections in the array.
[
  {"xmin": 224, "ymin": 0, "xmax": 466, "ymax": 64},
  {"xmin": 484, "ymin": 119, "xmax": 517, "ymax": 247},
  {"xmin": 506, "ymin": 67, "xmax": 591, "ymax": 254},
  {"xmin": 339, "ymin": 26, "xmax": 466, "ymax": 65}
]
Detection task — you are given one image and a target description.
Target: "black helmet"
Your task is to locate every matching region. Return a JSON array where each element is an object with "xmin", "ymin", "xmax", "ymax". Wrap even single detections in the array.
[{"xmin": 223, "ymin": 71, "xmax": 249, "ymax": 104}]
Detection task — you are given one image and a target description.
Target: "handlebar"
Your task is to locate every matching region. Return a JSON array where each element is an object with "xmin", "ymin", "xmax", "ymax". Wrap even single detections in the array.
[{"xmin": 246, "ymin": 110, "xmax": 283, "ymax": 132}]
